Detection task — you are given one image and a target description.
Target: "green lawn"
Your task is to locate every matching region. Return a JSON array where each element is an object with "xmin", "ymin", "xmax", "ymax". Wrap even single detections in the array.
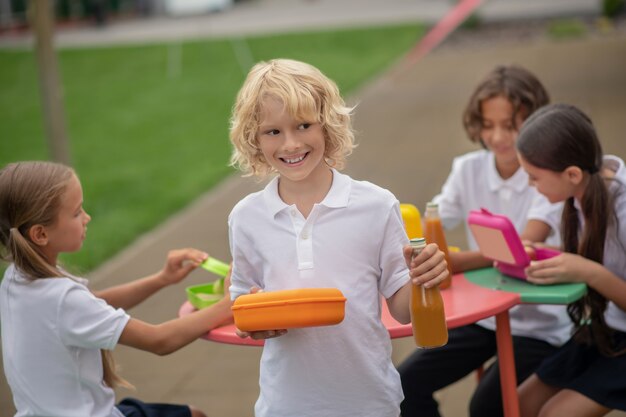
[{"xmin": 0, "ymin": 23, "xmax": 425, "ymax": 273}]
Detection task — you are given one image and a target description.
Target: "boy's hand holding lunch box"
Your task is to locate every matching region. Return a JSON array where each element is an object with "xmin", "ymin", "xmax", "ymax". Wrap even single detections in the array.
[{"xmin": 235, "ymin": 287, "xmax": 289, "ymax": 340}]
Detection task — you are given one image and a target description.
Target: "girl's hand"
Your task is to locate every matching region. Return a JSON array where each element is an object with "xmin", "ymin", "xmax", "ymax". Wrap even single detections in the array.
[
  {"xmin": 234, "ymin": 286, "xmax": 288, "ymax": 340},
  {"xmin": 160, "ymin": 248, "xmax": 209, "ymax": 285},
  {"xmin": 525, "ymin": 253, "xmax": 595, "ymax": 285},
  {"xmin": 403, "ymin": 243, "xmax": 449, "ymax": 289}
]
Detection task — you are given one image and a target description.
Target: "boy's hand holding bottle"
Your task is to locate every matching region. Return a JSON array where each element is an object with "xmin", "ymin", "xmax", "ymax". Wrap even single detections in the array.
[{"xmin": 403, "ymin": 243, "xmax": 449, "ymax": 288}]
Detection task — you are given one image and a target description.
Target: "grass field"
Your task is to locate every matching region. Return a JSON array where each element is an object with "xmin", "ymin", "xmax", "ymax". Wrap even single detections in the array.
[{"xmin": 0, "ymin": 23, "xmax": 425, "ymax": 273}]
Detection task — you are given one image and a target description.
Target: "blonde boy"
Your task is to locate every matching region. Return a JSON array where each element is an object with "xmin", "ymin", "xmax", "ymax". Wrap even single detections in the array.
[{"xmin": 228, "ymin": 59, "xmax": 448, "ymax": 417}]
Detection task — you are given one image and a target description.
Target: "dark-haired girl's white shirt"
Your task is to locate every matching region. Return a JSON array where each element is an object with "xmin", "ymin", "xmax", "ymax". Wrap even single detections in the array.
[
  {"xmin": 578, "ymin": 155, "xmax": 626, "ymax": 332},
  {"xmin": 0, "ymin": 264, "xmax": 130, "ymax": 417},
  {"xmin": 432, "ymin": 149, "xmax": 572, "ymax": 346}
]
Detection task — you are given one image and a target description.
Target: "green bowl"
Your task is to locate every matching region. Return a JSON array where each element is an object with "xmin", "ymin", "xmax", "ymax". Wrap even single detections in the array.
[{"xmin": 186, "ymin": 282, "xmax": 223, "ymax": 309}]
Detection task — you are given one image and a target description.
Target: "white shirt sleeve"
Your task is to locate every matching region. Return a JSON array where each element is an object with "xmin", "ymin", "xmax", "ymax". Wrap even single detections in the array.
[
  {"xmin": 526, "ymin": 192, "xmax": 564, "ymax": 245},
  {"xmin": 228, "ymin": 209, "xmax": 265, "ymax": 300},
  {"xmin": 57, "ymin": 285, "xmax": 130, "ymax": 350},
  {"xmin": 378, "ymin": 201, "xmax": 411, "ymax": 299}
]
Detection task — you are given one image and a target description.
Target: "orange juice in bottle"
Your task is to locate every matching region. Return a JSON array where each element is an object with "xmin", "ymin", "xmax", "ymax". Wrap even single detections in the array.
[
  {"xmin": 423, "ymin": 202, "xmax": 453, "ymax": 289},
  {"xmin": 409, "ymin": 237, "xmax": 448, "ymax": 348}
]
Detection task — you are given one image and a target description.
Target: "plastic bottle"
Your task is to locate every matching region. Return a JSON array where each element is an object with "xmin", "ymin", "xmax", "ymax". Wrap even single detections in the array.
[
  {"xmin": 409, "ymin": 237, "xmax": 448, "ymax": 348},
  {"xmin": 423, "ymin": 202, "xmax": 453, "ymax": 289},
  {"xmin": 400, "ymin": 203, "xmax": 423, "ymax": 239}
]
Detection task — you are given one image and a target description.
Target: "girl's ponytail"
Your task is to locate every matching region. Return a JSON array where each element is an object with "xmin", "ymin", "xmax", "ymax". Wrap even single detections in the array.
[
  {"xmin": 565, "ymin": 173, "xmax": 616, "ymax": 356},
  {"xmin": 102, "ymin": 350, "xmax": 134, "ymax": 389},
  {"xmin": 8, "ymin": 227, "xmax": 63, "ymax": 279}
]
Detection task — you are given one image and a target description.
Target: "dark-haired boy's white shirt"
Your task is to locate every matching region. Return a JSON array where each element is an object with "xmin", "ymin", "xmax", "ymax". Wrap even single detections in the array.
[
  {"xmin": 0, "ymin": 265, "xmax": 129, "ymax": 417},
  {"xmin": 432, "ymin": 149, "xmax": 572, "ymax": 346},
  {"xmin": 229, "ymin": 169, "xmax": 409, "ymax": 417}
]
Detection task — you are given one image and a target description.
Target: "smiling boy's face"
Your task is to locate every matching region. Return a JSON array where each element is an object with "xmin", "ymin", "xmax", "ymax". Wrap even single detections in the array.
[{"xmin": 256, "ymin": 98, "xmax": 329, "ymax": 186}]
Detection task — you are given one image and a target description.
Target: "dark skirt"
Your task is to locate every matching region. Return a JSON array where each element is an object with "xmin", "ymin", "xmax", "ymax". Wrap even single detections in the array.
[
  {"xmin": 536, "ymin": 330, "xmax": 626, "ymax": 411},
  {"xmin": 116, "ymin": 398, "xmax": 192, "ymax": 417}
]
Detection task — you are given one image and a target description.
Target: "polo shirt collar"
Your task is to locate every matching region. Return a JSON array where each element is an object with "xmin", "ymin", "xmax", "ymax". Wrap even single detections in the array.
[
  {"xmin": 262, "ymin": 168, "xmax": 351, "ymax": 217},
  {"xmin": 320, "ymin": 169, "xmax": 351, "ymax": 208},
  {"xmin": 486, "ymin": 152, "xmax": 528, "ymax": 193}
]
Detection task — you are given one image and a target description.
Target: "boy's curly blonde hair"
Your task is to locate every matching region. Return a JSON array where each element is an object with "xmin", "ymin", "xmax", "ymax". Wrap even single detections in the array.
[{"xmin": 229, "ymin": 59, "xmax": 356, "ymax": 177}]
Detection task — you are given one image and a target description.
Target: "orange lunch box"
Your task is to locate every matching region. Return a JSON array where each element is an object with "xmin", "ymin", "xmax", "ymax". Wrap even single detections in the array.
[{"xmin": 231, "ymin": 288, "xmax": 347, "ymax": 332}]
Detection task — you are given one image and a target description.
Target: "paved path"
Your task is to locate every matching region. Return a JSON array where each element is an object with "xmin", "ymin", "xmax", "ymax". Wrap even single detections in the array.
[{"xmin": 1, "ymin": 1, "xmax": 626, "ymax": 416}]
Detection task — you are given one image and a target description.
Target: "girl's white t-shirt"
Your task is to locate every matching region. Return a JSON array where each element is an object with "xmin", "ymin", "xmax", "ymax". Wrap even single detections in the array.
[
  {"xmin": 0, "ymin": 264, "xmax": 129, "ymax": 417},
  {"xmin": 592, "ymin": 156, "xmax": 626, "ymax": 332}
]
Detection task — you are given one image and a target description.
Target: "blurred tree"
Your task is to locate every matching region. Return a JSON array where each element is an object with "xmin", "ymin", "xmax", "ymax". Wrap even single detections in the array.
[
  {"xmin": 603, "ymin": 0, "xmax": 625, "ymax": 17},
  {"xmin": 30, "ymin": 0, "xmax": 71, "ymax": 164}
]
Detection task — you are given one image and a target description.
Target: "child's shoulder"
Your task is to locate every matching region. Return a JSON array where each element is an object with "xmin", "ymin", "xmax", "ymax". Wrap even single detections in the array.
[
  {"xmin": 452, "ymin": 149, "xmax": 491, "ymax": 167},
  {"xmin": 228, "ymin": 186, "xmax": 279, "ymax": 228},
  {"xmin": 28, "ymin": 275, "xmax": 87, "ymax": 295},
  {"xmin": 3, "ymin": 265, "xmax": 85, "ymax": 288},
  {"xmin": 230, "ymin": 188, "xmax": 265, "ymax": 215},
  {"xmin": 346, "ymin": 174, "xmax": 398, "ymax": 207},
  {"xmin": 2, "ymin": 266, "xmax": 89, "ymax": 310},
  {"xmin": 351, "ymin": 177, "xmax": 394, "ymax": 197},
  {"xmin": 607, "ymin": 155, "xmax": 626, "ymax": 184},
  {"xmin": 607, "ymin": 156, "xmax": 626, "ymax": 212}
]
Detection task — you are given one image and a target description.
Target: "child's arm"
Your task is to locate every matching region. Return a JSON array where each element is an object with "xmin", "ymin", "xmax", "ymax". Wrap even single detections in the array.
[
  {"xmin": 526, "ymin": 254, "xmax": 626, "ymax": 310},
  {"xmin": 116, "ymin": 266, "xmax": 233, "ymax": 355},
  {"xmin": 519, "ymin": 219, "xmax": 553, "ymax": 244},
  {"xmin": 93, "ymin": 248, "xmax": 208, "ymax": 310},
  {"xmin": 386, "ymin": 243, "xmax": 449, "ymax": 324},
  {"xmin": 117, "ymin": 296, "xmax": 233, "ymax": 355},
  {"xmin": 448, "ymin": 250, "xmax": 492, "ymax": 273}
]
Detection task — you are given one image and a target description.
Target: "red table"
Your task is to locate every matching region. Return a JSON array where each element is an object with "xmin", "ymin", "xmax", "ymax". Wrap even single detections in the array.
[{"xmin": 179, "ymin": 273, "xmax": 523, "ymax": 417}]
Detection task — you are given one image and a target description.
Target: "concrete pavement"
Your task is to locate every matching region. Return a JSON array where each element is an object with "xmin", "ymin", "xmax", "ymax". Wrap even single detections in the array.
[{"xmin": 1, "ymin": 1, "xmax": 626, "ymax": 416}]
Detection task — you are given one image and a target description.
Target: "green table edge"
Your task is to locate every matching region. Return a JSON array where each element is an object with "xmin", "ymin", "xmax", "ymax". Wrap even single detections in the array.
[{"xmin": 464, "ymin": 267, "xmax": 587, "ymax": 304}]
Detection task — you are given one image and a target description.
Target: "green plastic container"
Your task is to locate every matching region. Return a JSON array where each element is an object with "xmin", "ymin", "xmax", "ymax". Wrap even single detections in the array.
[
  {"xmin": 186, "ymin": 283, "xmax": 223, "ymax": 309},
  {"xmin": 200, "ymin": 257, "xmax": 229, "ymax": 277}
]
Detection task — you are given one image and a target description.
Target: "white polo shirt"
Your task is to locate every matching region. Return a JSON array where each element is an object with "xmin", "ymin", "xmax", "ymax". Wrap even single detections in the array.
[
  {"xmin": 0, "ymin": 265, "xmax": 129, "ymax": 417},
  {"xmin": 433, "ymin": 150, "xmax": 572, "ymax": 346},
  {"xmin": 229, "ymin": 169, "xmax": 409, "ymax": 417},
  {"xmin": 592, "ymin": 156, "xmax": 626, "ymax": 332}
]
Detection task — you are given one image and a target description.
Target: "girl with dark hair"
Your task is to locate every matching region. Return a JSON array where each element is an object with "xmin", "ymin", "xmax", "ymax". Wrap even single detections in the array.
[{"xmin": 517, "ymin": 103, "xmax": 626, "ymax": 416}]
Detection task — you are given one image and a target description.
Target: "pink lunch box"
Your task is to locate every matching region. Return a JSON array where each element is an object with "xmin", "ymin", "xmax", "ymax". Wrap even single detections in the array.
[{"xmin": 467, "ymin": 208, "xmax": 560, "ymax": 280}]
